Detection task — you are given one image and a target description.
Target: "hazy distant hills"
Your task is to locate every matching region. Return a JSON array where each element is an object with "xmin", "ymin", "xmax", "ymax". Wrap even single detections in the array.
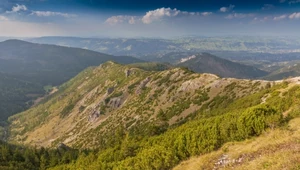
[
  {"xmin": 0, "ymin": 40, "xmax": 143, "ymax": 85},
  {"xmin": 263, "ymin": 63, "xmax": 300, "ymax": 80},
  {"xmin": 27, "ymin": 36, "xmax": 300, "ymax": 57},
  {"xmin": 153, "ymin": 52, "xmax": 268, "ymax": 79},
  {"xmin": 177, "ymin": 53, "xmax": 268, "ymax": 79},
  {"xmin": 0, "ymin": 40, "xmax": 143, "ymax": 120},
  {"xmin": 27, "ymin": 37, "xmax": 178, "ymax": 57}
]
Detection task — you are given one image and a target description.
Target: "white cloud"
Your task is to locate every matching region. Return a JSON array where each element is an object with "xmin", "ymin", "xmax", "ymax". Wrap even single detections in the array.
[
  {"xmin": 220, "ymin": 5, "xmax": 235, "ymax": 12},
  {"xmin": 141, "ymin": 8, "xmax": 199, "ymax": 24},
  {"xmin": 105, "ymin": 8, "xmax": 212, "ymax": 25},
  {"xmin": 289, "ymin": 0, "xmax": 300, "ymax": 4},
  {"xmin": 280, "ymin": 0, "xmax": 286, "ymax": 3},
  {"xmin": 5, "ymin": 4, "xmax": 75, "ymax": 19},
  {"xmin": 6, "ymin": 4, "xmax": 27, "ymax": 13},
  {"xmin": 289, "ymin": 12, "xmax": 300, "ymax": 19},
  {"xmin": 225, "ymin": 13, "xmax": 254, "ymax": 19},
  {"xmin": 273, "ymin": 14, "xmax": 287, "ymax": 20},
  {"xmin": 31, "ymin": 11, "xmax": 77, "ymax": 18},
  {"xmin": 105, "ymin": 15, "xmax": 137, "ymax": 25},
  {"xmin": 0, "ymin": 15, "xmax": 9, "ymax": 21},
  {"xmin": 201, "ymin": 12, "xmax": 213, "ymax": 16}
]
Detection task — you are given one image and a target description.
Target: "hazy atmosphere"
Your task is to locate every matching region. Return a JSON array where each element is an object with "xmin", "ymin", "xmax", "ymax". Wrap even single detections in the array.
[{"xmin": 1, "ymin": 0, "xmax": 300, "ymax": 37}]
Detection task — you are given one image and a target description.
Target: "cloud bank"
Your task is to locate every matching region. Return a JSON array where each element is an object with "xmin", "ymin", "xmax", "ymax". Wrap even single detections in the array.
[
  {"xmin": 142, "ymin": 8, "xmax": 201, "ymax": 24},
  {"xmin": 105, "ymin": 7, "xmax": 212, "ymax": 25}
]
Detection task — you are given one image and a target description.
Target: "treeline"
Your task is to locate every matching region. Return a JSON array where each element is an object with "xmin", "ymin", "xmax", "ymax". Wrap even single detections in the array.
[
  {"xmin": 0, "ymin": 73, "xmax": 44, "ymax": 121},
  {"xmin": 0, "ymin": 141, "xmax": 81, "ymax": 170}
]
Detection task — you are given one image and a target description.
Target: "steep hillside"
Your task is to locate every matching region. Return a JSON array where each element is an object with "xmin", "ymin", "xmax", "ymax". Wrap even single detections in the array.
[
  {"xmin": 8, "ymin": 61, "xmax": 270, "ymax": 149},
  {"xmin": 46, "ymin": 77, "xmax": 300, "ymax": 170},
  {"xmin": 6, "ymin": 62, "xmax": 300, "ymax": 169},
  {"xmin": 0, "ymin": 40, "xmax": 143, "ymax": 120},
  {"xmin": 176, "ymin": 53, "xmax": 268, "ymax": 79}
]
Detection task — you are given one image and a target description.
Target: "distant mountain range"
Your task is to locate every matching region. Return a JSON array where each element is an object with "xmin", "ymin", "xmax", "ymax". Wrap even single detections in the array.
[
  {"xmin": 26, "ymin": 36, "xmax": 300, "ymax": 57},
  {"xmin": 0, "ymin": 39, "xmax": 143, "ymax": 85}
]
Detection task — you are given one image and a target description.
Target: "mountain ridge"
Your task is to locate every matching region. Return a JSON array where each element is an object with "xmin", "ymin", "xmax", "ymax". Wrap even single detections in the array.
[
  {"xmin": 5, "ymin": 61, "xmax": 300, "ymax": 170},
  {"xmin": 8, "ymin": 61, "xmax": 272, "ymax": 148}
]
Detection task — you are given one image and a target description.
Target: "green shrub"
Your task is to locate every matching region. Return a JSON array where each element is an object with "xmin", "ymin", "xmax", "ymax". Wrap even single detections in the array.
[{"xmin": 237, "ymin": 105, "xmax": 282, "ymax": 138}]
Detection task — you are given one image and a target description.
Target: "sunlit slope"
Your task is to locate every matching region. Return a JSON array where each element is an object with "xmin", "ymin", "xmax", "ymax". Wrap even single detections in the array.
[
  {"xmin": 47, "ymin": 78, "xmax": 300, "ymax": 170},
  {"xmin": 174, "ymin": 117, "xmax": 300, "ymax": 170},
  {"xmin": 8, "ymin": 62, "xmax": 269, "ymax": 149}
]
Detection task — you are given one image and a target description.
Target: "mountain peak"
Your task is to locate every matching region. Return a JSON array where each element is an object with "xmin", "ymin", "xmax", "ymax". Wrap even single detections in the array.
[{"xmin": 1, "ymin": 39, "xmax": 34, "ymax": 45}]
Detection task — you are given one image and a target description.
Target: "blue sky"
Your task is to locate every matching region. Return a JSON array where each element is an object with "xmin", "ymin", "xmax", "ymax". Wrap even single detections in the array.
[{"xmin": 0, "ymin": 0, "xmax": 300, "ymax": 37}]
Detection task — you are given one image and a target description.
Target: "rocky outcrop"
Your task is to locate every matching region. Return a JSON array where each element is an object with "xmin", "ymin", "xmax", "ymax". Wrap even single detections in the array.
[
  {"xmin": 107, "ymin": 87, "xmax": 114, "ymax": 95},
  {"xmin": 125, "ymin": 69, "xmax": 131, "ymax": 77},
  {"xmin": 108, "ymin": 97, "xmax": 122, "ymax": 108},
  {"xmin": 136, "ymin": 77, "xmax": 151, "ymax": 94},
  {"xmin": 88, "ymin": 110, "xmax": 100, "ymax": 122}
]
